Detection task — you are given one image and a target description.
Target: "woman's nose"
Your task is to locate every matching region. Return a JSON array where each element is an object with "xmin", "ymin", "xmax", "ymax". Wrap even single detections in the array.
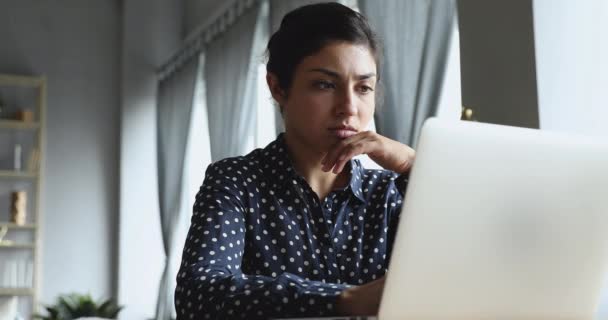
[{"xmin": 335, "ymin": 87, "xmax": 358, "ymax": 116}]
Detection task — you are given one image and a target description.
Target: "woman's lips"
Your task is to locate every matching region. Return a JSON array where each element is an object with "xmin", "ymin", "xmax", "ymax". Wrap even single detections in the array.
[{"xmin": 329, "ymin": 128, "xmax": 357, "ymax": 139}]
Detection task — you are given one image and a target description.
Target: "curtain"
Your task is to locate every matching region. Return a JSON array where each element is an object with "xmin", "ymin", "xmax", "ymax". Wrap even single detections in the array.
[
  {"xmin": 155, "ymin": 57, "xmax": 200, "ymax": 320},
  {"xmin": 359, "ymin": 0, "xmax": 456, "ymax": 147},
  {"xmin": 205, "ymin": 1, "xmax": 268, "ymax": 161}
]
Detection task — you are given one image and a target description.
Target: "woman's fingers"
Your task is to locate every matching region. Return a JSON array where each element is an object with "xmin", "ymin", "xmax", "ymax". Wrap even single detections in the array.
[
  {"xmin": 321, "ymin": 135, "xmax": 359, "ymax": 172},
  {"xmin": 323, "ymin": 142, "xmax": 357, "ymax": 173},
  {"xmin": 332, "ymin": 142, "xmax": 366, "ymax": 173},
  {"xmin": 322, "ymin": 132, "xmax": 375, "ymax": 173},
  {"xmin": 321, "ymin": 131, "xmax": 415, "ymax": 174}
]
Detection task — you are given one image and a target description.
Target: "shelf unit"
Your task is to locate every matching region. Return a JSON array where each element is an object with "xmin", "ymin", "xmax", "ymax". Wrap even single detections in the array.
[
  {"xmin": 0, "ymin": 120, "xmax": 40, "ymax": 130},
  {"xmin": 0, "ymin": 288, "xmax": 35, "ymax": 296},
  {"xmin": 0, "ymin": 170, "xmax": 38, "ymax": 179},
  {"xmin": 0, "ymin": 73, "xmax": 45, "ymax": 318},
  {"xmin": 0, "ymin": 243, "xmax": 36, "ymax": 249},
  {"xmin": 0, "ymin": 223, "xmax": 37, "ymax": 229}
]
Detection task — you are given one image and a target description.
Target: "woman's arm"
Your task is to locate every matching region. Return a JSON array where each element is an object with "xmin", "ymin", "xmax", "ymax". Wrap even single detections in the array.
[
  {"xmin": 335, "ymin": 170, "xmax": 407, "ymax": 316},
  {"xmin": 175, "ymin": 162, "xmax": 351, "ymax": 319}
]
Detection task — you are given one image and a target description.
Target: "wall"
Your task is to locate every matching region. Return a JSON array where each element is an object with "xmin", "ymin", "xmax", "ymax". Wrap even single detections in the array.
[
  {"xmin": 118, "ymin": 0, "xmax": 183, "ymax": 318},
  {"xmin": 0, "ymin": 0, "xmax": 120, "ymax": 306},
  {"xmin": 533, "ymin": 1, "xmax": 608, "ymax": 318},
  {"xmin": 533, "ymin": 0, "xmax": 608, "ymax": 137}
]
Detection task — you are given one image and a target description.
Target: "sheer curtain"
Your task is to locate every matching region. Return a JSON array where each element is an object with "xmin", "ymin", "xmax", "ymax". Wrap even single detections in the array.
[
  {"xmin": 205, "ymin": 1, "xmax": 268, "ymax": 161},
  {"xmin": 155, "ymin": 57, "xmax": 200, "ymax": 320},
  {"xmin": 359, "ymin": 0, "xmax": 456, "ymax": 147},
  {"xmin": 184, "ymin": 54, "xmax": 212, "ymax": 225}
]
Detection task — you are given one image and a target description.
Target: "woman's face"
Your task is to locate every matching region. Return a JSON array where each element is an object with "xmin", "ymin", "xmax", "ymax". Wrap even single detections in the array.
[{"xmin": 271, "ymin": 41, "xmax": 377, "ymax": 154}]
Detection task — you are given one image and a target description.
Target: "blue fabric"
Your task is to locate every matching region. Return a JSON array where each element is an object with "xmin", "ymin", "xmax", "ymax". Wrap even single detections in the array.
[{"xmin": 175, "ymin": 134, "xmax": 408, "ymax": 319}]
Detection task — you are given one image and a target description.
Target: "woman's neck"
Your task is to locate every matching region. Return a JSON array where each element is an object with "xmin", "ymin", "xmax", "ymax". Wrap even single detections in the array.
[{"xmin": 284, "ymin": 132, "xmax": 349, "ymax": 201}]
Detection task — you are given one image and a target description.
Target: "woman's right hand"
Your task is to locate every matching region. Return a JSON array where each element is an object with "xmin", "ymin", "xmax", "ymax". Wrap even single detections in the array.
[{"xmin": 335, "ymin": 276, "xmax": 386, "ymax": 316}]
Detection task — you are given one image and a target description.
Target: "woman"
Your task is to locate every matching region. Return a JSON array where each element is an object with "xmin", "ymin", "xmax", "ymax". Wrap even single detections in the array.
[{"xmin": 175, "ymin": 3, "xmax": 416, "ymax": 319}]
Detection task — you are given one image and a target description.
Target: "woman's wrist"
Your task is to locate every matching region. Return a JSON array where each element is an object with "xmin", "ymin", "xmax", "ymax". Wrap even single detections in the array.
[{"xmin": 399, "ymin": 146, "xmax": 416, "ymax": 174}]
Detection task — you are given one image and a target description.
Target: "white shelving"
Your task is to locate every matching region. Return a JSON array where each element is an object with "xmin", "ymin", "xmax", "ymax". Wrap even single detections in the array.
[
  {"xmin": 0, "ymin": 288, "xmax": 34, "ymax": 296},
  {"xmin": 0, "ymin": 223, "xmax": 37, "ymax": 229},
  {"xmin": 0, "ymin": 170, "xmax": 38, "ymax": 179},
  {"xmin": 0, "ymin": 73, "xmax": 45, "ymax": 319},
  {"xmin": 0, "ymin": 243, "xmax": 36, "ymax": 249},
  {"xmin": 0, "ymin": 120, "xmax": 40, "ymax": 130}
]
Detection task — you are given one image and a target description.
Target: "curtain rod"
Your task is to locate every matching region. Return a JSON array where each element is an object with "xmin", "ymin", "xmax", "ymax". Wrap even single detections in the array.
[{"xmin": 157, "ymin": 0, "xmax": 262, "ymax": 81}]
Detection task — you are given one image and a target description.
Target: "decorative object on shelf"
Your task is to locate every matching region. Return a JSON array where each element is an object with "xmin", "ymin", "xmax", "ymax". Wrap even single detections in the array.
[
  {"xmin": 461, "ymin": 106, "xmax": 478, "ymax": 121},
  {"xmin": 34, "ymin": 293, "xmax": 123, "ymax": 320},
  {"xmin": 27, "ymin": 148, "xmax": 40, "ymax": 172},
  {"xmin": 0, "ymin": 226, "xmax": 7, "ymax": 242},
  {"xmin": 14, "ymin": 144, "xmax": 22, "ymax": 171},
  {"xmin": 14, "ymin": 110, "xmax": 34, "ymax": 122},
  {"xmin": 10, "ymin": 191, "xmax": 27, "ymax": 226}
]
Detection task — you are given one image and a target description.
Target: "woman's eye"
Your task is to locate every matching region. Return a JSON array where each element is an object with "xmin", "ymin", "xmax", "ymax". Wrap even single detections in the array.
[
  {"xmin": 314, "ymin": 81, "xmax": 335, "ymax": 90},
  {"xmin": 358, "ymin": 85, "xmax": 374, "ymax": 94}
]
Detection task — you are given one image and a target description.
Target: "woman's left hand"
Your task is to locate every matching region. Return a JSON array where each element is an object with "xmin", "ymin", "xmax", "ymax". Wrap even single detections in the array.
[{"xmin": 321, "ymin": 131, "xmax": 416, "ymax": 174}]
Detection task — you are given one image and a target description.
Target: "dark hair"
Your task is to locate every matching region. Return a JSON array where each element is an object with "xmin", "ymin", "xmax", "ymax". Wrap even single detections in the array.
[{"xmin": 266, "ymin": 2, "xmax": 382, "ymax": 93}]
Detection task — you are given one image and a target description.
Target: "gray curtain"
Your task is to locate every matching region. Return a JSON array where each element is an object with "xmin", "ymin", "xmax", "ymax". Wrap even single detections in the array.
[
  {"xmin": 205, "ymin": 2, "xmax": 267, "ymax": 161},
  {"xmin": 359, "ymin": 0, "xmax": 456, "ymax": 147},
  {"xmin": 155, "ymin": 57, "xmax": 200, "ymax": 320},
  {"xmin": 268, "ymin": 0, "xmax": 356, "ymax": 135}
]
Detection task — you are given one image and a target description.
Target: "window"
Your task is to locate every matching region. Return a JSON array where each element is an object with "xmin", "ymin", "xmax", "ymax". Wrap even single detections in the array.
[
  {"xmin": 436, "ymin": 21, "xmax": 462, "ymax": 121},
  {"xmin": 255, "ymin": 63, "xmax": 277, "ymax": 148}
]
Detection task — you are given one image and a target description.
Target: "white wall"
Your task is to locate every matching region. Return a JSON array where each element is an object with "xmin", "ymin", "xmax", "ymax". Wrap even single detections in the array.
[
  {"xmin": 118, "ymin": 0, "xmax": 183, "ymax": 318},
  {"xmin": 533, "ymin": 0, "xmax": 608, "ymax": 138},
  {"xmin": 533, "ymin": 1, "xmax": 608, "ymax": 318},
  {"xmin": 0, "ymin": 0, "xmax": 120, "ymax": 305},
  {"xmin": 436, "ymin": 23, "xmax": 462, "ymax": 122}
]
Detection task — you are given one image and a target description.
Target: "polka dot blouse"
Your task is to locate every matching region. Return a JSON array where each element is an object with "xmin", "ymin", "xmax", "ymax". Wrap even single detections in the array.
[{"xmin": 175, "ymin": 134, "xmax": 409, "ymax": 319}]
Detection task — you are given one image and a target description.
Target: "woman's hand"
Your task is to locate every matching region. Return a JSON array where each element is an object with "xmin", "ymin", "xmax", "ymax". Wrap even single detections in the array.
[
  {"xmin": 335, "ymin": 276, "xmax": 386, "ymax": 316},
  {"xmin": 321, "ymin": 131, "xmax": 415, "ymax": 174}
]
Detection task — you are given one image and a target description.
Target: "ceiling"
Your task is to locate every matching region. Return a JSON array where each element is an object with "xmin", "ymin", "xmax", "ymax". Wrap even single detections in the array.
[{"xmin": 183, "ymin": 0, "xmax": 228, "ymax": 37}]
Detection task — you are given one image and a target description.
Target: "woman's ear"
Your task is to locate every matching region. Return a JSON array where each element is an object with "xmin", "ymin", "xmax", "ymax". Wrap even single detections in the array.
[{"xmin": 266, "ymin": 72, "xmax": 287, "ymax": 106}]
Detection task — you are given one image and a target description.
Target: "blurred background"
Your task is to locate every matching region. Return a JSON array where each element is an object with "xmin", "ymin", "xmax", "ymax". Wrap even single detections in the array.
[{"xmin": 0, "ymin": 0, "xmax": 606, "ymax": 319}]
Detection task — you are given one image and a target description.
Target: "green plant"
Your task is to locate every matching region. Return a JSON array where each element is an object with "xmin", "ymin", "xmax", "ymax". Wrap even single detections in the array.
[{"xmin": 34, "ymin": 293, "xmax": 123, "ymax": 320}]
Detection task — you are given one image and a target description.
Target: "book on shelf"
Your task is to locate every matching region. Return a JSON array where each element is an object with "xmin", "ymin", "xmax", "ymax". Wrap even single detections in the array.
[
  {"xmin": 0, "ymin": 259, "xmax": 33, "ymax": 288},
  {"xmin": 26, "ymin": 148, "xmax": 40, "ymax": 173}
]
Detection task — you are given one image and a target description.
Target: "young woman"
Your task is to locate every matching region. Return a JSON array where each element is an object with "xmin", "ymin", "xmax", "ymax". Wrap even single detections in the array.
[{"xmin": 175, "ymin": 3, "xmax": 416, "ymax": 319}]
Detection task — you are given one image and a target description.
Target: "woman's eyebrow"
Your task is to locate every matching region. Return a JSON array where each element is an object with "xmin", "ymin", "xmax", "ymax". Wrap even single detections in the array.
[{"xmin": 307, "ymin": 68, "xmax": 376, "ymax": 81}]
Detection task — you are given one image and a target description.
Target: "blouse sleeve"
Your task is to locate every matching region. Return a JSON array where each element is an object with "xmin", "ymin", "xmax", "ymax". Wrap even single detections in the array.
[
  {"xmin": 175, "ymin": 162, "xmax": 350, "ymax": 320},
  {"xmin": 385, "ymin": 171, "xmax": 408, "ymax": 267}
]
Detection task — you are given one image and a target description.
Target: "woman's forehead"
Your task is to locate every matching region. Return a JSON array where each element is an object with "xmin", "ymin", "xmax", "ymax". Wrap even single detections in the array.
[{"xmin": 296, "ymin": 42, "xmax": 377, "ymax": 78}]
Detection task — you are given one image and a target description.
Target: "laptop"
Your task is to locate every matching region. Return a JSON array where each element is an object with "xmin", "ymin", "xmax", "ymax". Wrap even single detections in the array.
[{"xmin": 281, "ymin": 118, "xmax": 608, "ymax": 320}]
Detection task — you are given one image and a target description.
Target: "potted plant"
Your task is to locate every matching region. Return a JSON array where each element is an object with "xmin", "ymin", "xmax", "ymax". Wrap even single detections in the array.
[{"xmin": 34, "ymin": 293, "xmax": 123, "ymax": 320}]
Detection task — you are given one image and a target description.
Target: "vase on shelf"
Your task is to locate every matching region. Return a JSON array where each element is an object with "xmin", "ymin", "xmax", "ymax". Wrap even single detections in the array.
[
  {"xmin": 14, "ymin": 144, "xmax": 22, "ymax": 171},
  {"xmin": 10, "ymin": 191, "xmax": 27, "ymax": 225}
]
